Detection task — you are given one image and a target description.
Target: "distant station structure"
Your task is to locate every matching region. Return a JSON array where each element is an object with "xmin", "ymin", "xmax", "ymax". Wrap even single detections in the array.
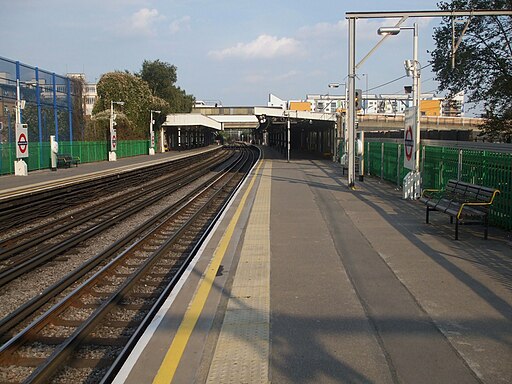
[{"xmin": 161, "ymin": 92, "xmax": 484, "ymax": 161}]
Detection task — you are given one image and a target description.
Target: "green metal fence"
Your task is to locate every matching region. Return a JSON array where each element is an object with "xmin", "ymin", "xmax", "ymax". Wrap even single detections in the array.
[
  {"xmin": 0, "ymin": 140, "xmax": 151, "ymax": 175},
  {"xmin": 363, "ymin": 140, "xmax": 512, "ymax": 230}
]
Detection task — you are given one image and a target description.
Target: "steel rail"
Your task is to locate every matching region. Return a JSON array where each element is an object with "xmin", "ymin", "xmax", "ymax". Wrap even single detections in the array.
[
  {"xmin": 0, "ymin": 149, "xmax": 243, "ymax": 339},
  {"xmin": 0, "ymin": 149, "xmax": 222, "ymax": 230},
  {"xmin": 100, "ymin": 147, "xmax": 258, "ymax": 383},
  {"xmin": 0, "ymin": 148, "xmax": 223, "ymax": 203},
  {"xmin": 0, "ymin": 150, "xmax": 230, "ymax": 261},
  {"xmin": 0, "ymin": 145, "xmax": 256, "ymax": 384},
  {"xmin": 0, "ymin": 151, "xmax": 233, "ymax": 287}
]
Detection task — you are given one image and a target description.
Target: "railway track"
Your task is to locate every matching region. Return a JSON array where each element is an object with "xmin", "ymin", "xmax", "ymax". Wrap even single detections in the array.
[
  {"xmin": 0, "ymin": 150, "xmax": 232, "ymax": 287},
  {"xmin": 0, "ymin": 145, "xmax": 258, "ymax": 383},
  {"xmin": 0, "ymin": 149, "xmax": 221, "ymax": 231}
]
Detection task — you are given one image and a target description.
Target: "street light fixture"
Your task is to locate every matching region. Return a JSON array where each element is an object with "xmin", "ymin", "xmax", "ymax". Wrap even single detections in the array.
[
  {"xmin": 109, "ymin": 101, "xmax": 124, "ymax": 162},
  {"xmin": 378, "ymin": 22, "xmax": 421, "ymax": 199},
  {"xmin": 377, "ymin": 26, "xmax": 402, "ymax": 35},
  {"xmin": 149, "ymin": 110, "xmax": 161, "ymax": 155},
  {"xmin": 327, "ymin": 82, "xmax": 348, "ymax": 107}
]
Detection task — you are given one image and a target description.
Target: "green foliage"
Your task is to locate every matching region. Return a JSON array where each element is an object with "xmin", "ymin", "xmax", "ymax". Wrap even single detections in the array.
[
  {"xmin": 138, "ymin": 59, "xmax": 195, "ymax": 113},
  {"xmin": 70, "ymin": 77, "xmax": 86, "ymax": 141},
  {"xmin": 89, "ymin": 60, "xmax": 194, "ymax": 141},
  {"xmin": 92, "ymin": 72, "xmax": 170, "ymax": 140},
  {"xmin": 431, "ymin": 0, "xmax": 512, "ymax": 141},
  {"xmin": 138, "ymin": 59, "xmax": 177, "ymax": 97}
]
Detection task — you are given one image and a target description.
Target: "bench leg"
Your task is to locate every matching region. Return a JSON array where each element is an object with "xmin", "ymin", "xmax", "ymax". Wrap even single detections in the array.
[
  {"xmin": 455, "ymin": 219, "xmax": 459, "ymax": 240},
  {"xmin": 450, "ymin": 216, "xmax": 453, "ymax": 224},
  {"xmin": 484, "ymin": 216, "xmax": 488, "ymax": 240},
  {"xmin": 426, "ymin": 207, "xmax": 430, "ymax": 224}
]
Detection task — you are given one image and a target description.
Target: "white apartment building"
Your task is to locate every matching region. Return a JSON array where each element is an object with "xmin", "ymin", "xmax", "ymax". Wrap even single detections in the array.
[
  {"xmin": 67, "ymin": 73, "xmax": 97, "ymax": 116},
  {"xmin": 83, "ymin": 83, "xmax": 97, "ymax": 116},
  {"xmin": 304, "ymin": 92, "xmax": 459, "ymax": 117}
]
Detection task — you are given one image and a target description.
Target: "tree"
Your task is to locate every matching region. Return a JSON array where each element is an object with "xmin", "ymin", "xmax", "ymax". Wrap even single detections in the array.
[
  {"xmin": 92, "ymin": 72, "xmax": 169, "ymax": 140},
  {"xmin": 430, "ymin": 0, "xmax": 512, "ymax": 141},
  {"xmin": 70, "ymin": 76, "xmax": 86, "ymax": 141},
  {"xmin": 138, "ymin": 60, "xmax": 195, "ymax": 113}
]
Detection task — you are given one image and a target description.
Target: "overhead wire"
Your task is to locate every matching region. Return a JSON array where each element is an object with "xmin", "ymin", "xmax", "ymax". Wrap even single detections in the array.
[{"xmin": 365, "ymin": 63, "xmax": 433, "ymax": 92}]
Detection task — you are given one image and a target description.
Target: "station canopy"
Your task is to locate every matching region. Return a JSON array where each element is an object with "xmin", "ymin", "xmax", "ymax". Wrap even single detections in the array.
[
  {"xmin": 162, "ymin": 113, "xmax": 222, "ymax": 130},
  {"xmin": 163, "ymin": 107, "xmax": 337, "ymax": 131}
]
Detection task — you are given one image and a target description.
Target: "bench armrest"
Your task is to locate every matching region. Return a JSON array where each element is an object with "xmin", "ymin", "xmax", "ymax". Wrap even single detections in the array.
[
  {"xmin": 456, "ymin": 198, "xmax": 497, "ymax": 219},
  {"xmin": 421, "ymin": 188, "xmax": 442, "ymax": 199}
]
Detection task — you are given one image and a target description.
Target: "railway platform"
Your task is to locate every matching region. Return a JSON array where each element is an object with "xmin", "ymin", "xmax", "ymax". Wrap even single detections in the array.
[
  {"xmin": 0, "ymin": 146, "xmax": 220, "ymax": 196},
  {"xmin": 112, "ymin": 146, "xmax": 512, "ymax": 384}
]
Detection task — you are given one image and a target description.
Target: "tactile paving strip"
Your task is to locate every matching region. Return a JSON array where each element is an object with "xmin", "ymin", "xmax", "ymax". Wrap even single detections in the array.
[{"xmin": 206, "ymin": 162, "xmax": 272, "ymax": 384}]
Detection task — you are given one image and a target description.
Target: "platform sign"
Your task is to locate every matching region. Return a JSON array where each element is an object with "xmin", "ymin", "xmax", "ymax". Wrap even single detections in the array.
[
  {"xmin": 404, "ymin": 108, "xmax": 416, "ymax": 170},
  {"xmin": 16, "ymin": 123, "xmax": 29, "ymax": 158},
  {"xmin": 111, "ymin": 128, "xmax": 117, "ymax": 151}
]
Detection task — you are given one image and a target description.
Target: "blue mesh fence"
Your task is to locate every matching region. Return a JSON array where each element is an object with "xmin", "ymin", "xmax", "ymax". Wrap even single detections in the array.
[{"xmin": 0, "ymin": 56, "xmax": 81, "ymax": 151}]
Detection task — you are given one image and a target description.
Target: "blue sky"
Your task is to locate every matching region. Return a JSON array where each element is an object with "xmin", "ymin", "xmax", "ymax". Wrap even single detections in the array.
[{"xmin": 3, "ymin": 0, "xmax": 444, "ymax": 106}]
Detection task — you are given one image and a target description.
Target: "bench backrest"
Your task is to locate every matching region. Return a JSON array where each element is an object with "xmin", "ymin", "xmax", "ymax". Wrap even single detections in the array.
[{"xmin": 445, "ymin": 179, "xmax": 499, "ymax": 204}]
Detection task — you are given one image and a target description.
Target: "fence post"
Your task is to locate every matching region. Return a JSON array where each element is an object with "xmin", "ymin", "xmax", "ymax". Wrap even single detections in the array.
[
  {"xmin": 421, "ymin": 145, "xmax": 426, "ymax": 174},
  {"xmin": 457, "ymin": 149, "xmax": 463, "ymax": 181},
  {"xmin": 397, "ymin": 143, "xmax": 401, "ymax": 187},
  {"xmin": 380, "ymin": 142, "xmax": 384, "ymax": 181},
  {"xmin": 367, "ymin": 141, "xmax": 370, "ymax": 175}
]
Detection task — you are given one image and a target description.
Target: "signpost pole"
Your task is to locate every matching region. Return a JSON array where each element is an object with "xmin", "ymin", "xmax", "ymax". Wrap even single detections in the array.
[
  {"xmin": 109, "ymin": 101, "xmax": 123, "ymax": 161},
  {"xmin": 109, "ymin": 101, "xmax": 116, "ymax": 162},
  {"xmin": 14, "ymin": 78, "xmax": 28, "ymax": 176},
  {"xmin": 413, "ymin": 23, "xmax": 421, "ymax": 174},
  {"xmin": 149, "ymin": 110, "xmax": 160, "ymax": 155}
]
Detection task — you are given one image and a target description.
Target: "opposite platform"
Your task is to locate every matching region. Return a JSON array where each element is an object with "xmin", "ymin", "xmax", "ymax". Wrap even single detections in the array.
[
  {"xmin": 116, "ymin": 146, "xmax": 511, "ymax": 384},
  {"xmin": 0, "ymin": 145, "xmax": 219, "ymax": 196}
]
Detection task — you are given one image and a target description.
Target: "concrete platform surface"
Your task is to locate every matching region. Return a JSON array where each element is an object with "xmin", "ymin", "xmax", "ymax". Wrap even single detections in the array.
[{"xmin": 114, "ymin": 146, "xmax": 511, "ymax": 384}]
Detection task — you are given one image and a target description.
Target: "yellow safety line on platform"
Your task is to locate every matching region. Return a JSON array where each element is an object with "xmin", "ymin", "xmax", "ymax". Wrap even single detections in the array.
[{"xmin": 152, "ymin": 160, "xmax": 264, "ymax": 384}]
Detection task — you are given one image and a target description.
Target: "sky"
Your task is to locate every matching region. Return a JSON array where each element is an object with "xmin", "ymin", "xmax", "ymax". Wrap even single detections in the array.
[{"xmin": 3, "ymin": 0, "xmax": 447, "ymax": 107}]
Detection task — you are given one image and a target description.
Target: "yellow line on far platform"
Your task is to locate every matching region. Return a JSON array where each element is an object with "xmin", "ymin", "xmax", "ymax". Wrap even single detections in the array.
[{"xmin": 152, "ymin": 160, "xmax": 264, "ymax": 384}]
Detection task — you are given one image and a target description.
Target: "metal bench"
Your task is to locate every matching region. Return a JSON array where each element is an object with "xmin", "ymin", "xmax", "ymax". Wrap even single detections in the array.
[
  {"xmin": 419, "ymin": 179, "xmax": 500, "ymax": 240},
  {"xmin": 57, "ymin": 154, "xmax": 80, "ymax": 168}
]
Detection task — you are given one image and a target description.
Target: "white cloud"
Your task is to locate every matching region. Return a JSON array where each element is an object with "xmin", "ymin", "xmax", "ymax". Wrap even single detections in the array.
[
  {"xmin": 209, "ymin": 34, "xmax": 301, "ymax": 60},
  {"xmin": 128, "ymin": 8, "xmax": 164, "ymax": 36},
  {"xmin": 170, "ymin": 16, "xmax": 191, "ymax": 34}
]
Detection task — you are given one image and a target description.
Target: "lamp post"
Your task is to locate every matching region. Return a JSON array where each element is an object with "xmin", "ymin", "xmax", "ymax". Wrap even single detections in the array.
[
  {"xmin": 327, "ymin": 83, "xmax": 347, "ymax": 163},
  {"xmin": 283, "ymin": 111, "xmax": 290, "ymax": 162},
  {"xmin": 377, "ymin": 23, "xmax": 420, "ymax": 171},
  {"xmin": 149, "ymin": 110, "xmax": 161, "ymax": 155},
  {"xmin": 328, "ymin": 82, "xmax": 349, "ymax": 165},
  {"xmin": 328, "ymin": 83, "xmax": 347, "ymax": 107},
  {"xmin": 109, "ymin": 101, "xmax": 124, "ymax": 161},
  {"xmin": 378, "ymin": 22, "xmax": 421, "ymax": 198}
]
